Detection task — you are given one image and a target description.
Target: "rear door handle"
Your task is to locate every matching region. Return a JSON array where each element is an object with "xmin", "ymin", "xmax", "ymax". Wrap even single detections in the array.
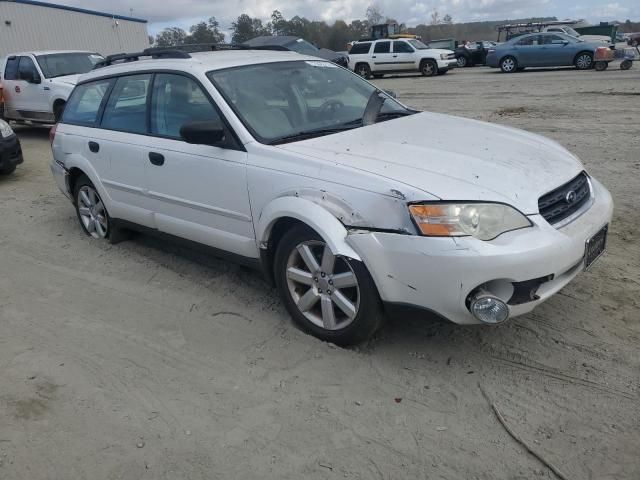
[
  {"xmin": 372, "ymin": 55, "xmax": 377, "ymax": 58},
  {"xmin": 148, "ymin": 152, "xmax": 164, "ymax": 166},
  {"xmin": 393, "ymin": 55, "xmax": 398, "ymax": 57},
  {"xmin": 88, "ymin": 141, "xmax": 99, "ymax": 153}
]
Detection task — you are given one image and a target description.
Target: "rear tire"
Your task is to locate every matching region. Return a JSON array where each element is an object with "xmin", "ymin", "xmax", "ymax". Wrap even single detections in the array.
[
  {"xmin": 274, "ymin": 224, "xmax": 384, "ymax": 346},
  {"xmin": 620, "ymin": 59, "xmax": 632, "ymax": 70},
  {"xmin": 500, "ymin": 56, "xmax": 517, "ymax": 73},
  {"xmin": 0, "ymin": 165, "xmax": 17, "ymax": 175},
  {"xmin": 355, "ymin": 63, "xmax": 372, "ymax": 79},
  {"xmin": 420, "ymin": 59, "xmax": 437, "ymax": 77},
  {"xmin": 73, "ymin": 175, "xmax": 111, "ymax": 240},
  {"xmin": 574, "ymin": 52, "xmax": 593, "ymax": 70}
]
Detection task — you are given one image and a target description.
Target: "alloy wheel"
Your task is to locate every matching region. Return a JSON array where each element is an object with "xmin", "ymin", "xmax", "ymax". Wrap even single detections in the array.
[
  {"xmin": 457, "ymin": 56, "xmax": 467, "ymax": 67},
  {"xmin": 422, "ymin": 62, "xmax": 435, "ymax": 76},
  {"xmin": 77, "ymin": 185, "xmax": 108, "ymax": 239},
  {"xmin": 285, "ymin": 240, "xmax": 360, "ymax": 331},
  {"xmin": 576, "ymin": 54, "xmax": 592, "ymax": 69},
  {"xmin": 502, "ymin": 57, "xmax": 515, "ymax": 72}
]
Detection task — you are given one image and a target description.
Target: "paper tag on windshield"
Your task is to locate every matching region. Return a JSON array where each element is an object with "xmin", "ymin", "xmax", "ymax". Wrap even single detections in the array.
[{"xmin": 305, "ymin": 61, "xmax": 337, "ymax": 68}]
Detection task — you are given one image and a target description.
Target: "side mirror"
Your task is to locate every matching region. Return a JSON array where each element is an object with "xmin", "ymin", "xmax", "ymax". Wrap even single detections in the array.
[
  {"xmin": 383, "ymin": 89, "xmax": 397, "ymax": 99},
  {"xmin": 180, "ymin": 120, "xmax": 226, "ymax": 147},
  {"xmin": 562, "ymin": 40, "xmax": 569, "ymax": 46}
]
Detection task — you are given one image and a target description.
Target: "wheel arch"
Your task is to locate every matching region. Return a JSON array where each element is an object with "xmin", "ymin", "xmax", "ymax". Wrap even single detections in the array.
[{"xmin": 63, "ymin": 155, "xmax": 109, "ymax": 205}]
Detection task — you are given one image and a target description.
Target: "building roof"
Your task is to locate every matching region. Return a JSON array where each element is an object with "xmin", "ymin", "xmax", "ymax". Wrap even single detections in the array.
[{"xmin": 3, "ymin": 0, "xmax": 148, "ymax": 23}]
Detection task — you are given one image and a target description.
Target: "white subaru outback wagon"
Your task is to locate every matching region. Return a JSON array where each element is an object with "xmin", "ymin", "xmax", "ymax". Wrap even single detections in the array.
[{"xmin": 50, "ymin": 47, "xmax": 613, "ymax": 345}]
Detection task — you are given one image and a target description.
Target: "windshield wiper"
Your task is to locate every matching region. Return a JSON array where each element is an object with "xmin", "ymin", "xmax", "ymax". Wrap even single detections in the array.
[{"xmin": 268, "ymin": 125, "xmax": 356, "ymax": 145}]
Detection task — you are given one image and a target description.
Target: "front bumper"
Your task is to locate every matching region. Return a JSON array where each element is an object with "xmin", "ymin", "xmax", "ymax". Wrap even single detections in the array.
[
  {"xmin": 0, "ymin": 134, "xmax": 23, "ymax": 171},
  {"xmin": 437, "ymin": 58, "xmax": 458, "ymax": 69},
  {"xmin": 50, "ymin": 159, "xmax": 72, "ymax": 200},
  {"xmin": 347, "ymin": 178, "xmax": 613, "ymax": 324}
]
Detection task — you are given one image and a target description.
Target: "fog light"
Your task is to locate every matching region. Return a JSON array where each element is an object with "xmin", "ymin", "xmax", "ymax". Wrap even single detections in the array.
[{"xmin": 470, "ymin": 294, "xmax": 509, "ymax": 324}]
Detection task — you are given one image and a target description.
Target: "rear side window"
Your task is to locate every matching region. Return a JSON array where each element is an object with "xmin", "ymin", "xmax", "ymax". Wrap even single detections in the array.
[
  {"xmin": 101, "ymin": 74, "xmax": 151, "ymax": 134},
  {"xmin": 150, "ymin": 73, "xmax": 220, "ymax": 139},
  {"xmin": 3, "ymin": 57, "xmax": 19, "ymax": 80},
  {"xmin": 374, "ymin": 41, "xmax": 391, "ymax": 53},
  {"xmin": 349, "ymin": 42, "xmax": 371, "ymax": 55},
  {"xmin": 63, "ymin": 79, "xmax": 112, "ymax": 126}
]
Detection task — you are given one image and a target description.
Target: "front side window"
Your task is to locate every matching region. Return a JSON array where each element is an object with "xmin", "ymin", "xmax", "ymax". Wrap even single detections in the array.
[
  {"xmin": 393, "ymin": 41, "xmax": 414, "ymax": 53},
  {"xmin": 349, "ymin": 42, "xmax": 371, "ymax": 55},
  {"xmin": 101, "ymin": 74, "xmax": 151, "ymax": 134},
  {"xmin": 150, "ymin": 73, "xmax": 220, "ymax": 138},
  {"xmin": 374, "ymin": 41, "xmax": 391, "ymax": 54},
  {"xmin": 63, "ymin": 79, "xmax": 112, "ymax": 125},
  {"xmin": 208, "ymin": 60, "xmax": 411, "ymax": 144},
  {"xmin": 18, "ymin": 56, "xmax": 40, "ymax": 81},
  {"xmin": 3, "ymin": 57, "xmax": 19, "ymax": 80},
  {"xmin": 35, "ymin": 52, "xmax": 104, "ymax": 79}
]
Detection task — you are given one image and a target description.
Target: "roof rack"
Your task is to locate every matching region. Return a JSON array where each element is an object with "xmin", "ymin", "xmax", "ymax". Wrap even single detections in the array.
[
  {"xmin": 94, "ymin": 47, "xmax": 191, "ymax": 68},
  {"xmin": 93, "ymin": 43, "xmax": 295, "ymax": 70}
]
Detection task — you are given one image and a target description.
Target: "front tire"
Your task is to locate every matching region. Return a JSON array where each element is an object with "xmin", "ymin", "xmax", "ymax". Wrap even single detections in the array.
[
  {"xmin": 500, "ymin": 56, "xmax": 517, "ymax": 73},
  {"xmin": 456, "ymin": 55, "xmax": 468, "ymax": 68},
  {"xmin": 575, "ymin": 52, "xmax": 593, "ymax": 70},
  {"xmin": 274, "ymin": 225, "xmax": 384, "ymax": 346},
  {"xmin": 420, "ymin": 59, "xmax": 437, "ymax": 77},
  {"xmin": 74, "ymin": 175, "xmax": 110, "ymax": 240}
]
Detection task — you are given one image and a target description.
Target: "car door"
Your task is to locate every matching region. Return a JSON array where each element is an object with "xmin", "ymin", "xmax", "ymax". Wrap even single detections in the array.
[
  {"xmin": 96, "ymin": 74, "xmax": 155, "ymax": 227},
  {"xmin": 371, "ymin": 41, "xmax": 394, "ymax": 72},
  {"xmin": 140, "ymin": 73, "xmax": 255, "ymax": 257},
  {"xmin": 539, "ymin": 34, "xmax": 574, "ymax": 66},
  {"xmin": 3, "ymin": 56, "xmax": 48, "ymax": 119},
  {"xmin": 392, "ymin": 41, "xmax": 416, "ymax": 70},
  {"xmin": 514, "ymin": 35, "xmax": 543, "ymax": 66}
]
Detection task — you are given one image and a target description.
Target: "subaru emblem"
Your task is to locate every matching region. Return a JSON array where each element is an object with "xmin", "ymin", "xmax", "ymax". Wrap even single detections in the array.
[{"xmin": 565, "ymin": 190, "xmax": 577, "ymax": 204}]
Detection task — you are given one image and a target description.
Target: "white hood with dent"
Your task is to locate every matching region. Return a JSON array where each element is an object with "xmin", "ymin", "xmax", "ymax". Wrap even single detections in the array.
[{"xmin": 278, "ymin": 112, "xmax": 584, "ymax": 214}]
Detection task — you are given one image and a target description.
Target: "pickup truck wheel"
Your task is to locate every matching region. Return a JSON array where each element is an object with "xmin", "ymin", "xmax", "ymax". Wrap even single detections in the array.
[
  {"xmin": 420, "ymin": 59, "xmax": 437, "ymax": 77},
  {"xmin": 574, "ymin": 52, "xmax": 593, "ymax": 70},
  {"xmin": 355, "ymin": 63, "xmax": 372, "ymax": 79},
  {"xmin": 53, "ymin": 101, "xmax": 65, "ymax": 122},
  {"xmin": 274, "ymin": 224, "xmax": 384, "ymax": 346},
  {"xmin": 74, "ymin": 175, "xmax": 110, "ymax": 240},
  {"xmin": 500, "ymin": 56, "xmax": 517, "ymax": 73},
  {"xmin": 456, "ymin": 56, "xmax": 468, "ymax": 67}
]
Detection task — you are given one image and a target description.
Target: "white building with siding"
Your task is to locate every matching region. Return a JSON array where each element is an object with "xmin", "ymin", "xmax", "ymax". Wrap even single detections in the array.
[{"xmin": 0, "ymin": 0, "xmax": 149, "ymax": 57}]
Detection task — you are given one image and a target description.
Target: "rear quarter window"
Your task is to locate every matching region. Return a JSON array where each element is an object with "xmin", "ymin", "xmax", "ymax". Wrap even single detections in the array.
[
  {"xmin": 349, "ymin": 43, "xmax": 372, "ymax": 55},
  {"xmin": 62, "ymin": 79, "xmax": 112, "ymax": 126}
]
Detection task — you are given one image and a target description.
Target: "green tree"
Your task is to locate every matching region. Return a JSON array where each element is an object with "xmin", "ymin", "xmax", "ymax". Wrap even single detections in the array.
[
  {"xmin": 231, "ymin": 14, "xmax": 270, "ymax": 43},
  {"xmin": 366, "ymin": 4, "xmax": 384, "ymax": 25},
  {"xmin": 270, "ymin": 10, "xmax": 287, "ymax": 35},
  {"xmin": 155, "ymin": 27, "xmax": 188, "ymax": 47},
  {"xmin": 187, "ymin": 16, "xmax": 225, "ymax": 44}
]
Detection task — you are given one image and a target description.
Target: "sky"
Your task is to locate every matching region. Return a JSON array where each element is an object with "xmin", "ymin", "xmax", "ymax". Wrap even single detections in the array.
[{"xmin": 52, "ymin": 0, "xmax": 640, "ymax": 37}]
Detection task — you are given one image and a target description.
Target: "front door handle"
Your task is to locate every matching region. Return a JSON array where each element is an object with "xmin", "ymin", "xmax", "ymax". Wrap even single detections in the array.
[
  {"xmin": 393, "ymin": 55, "xmax": 398, "ymax": 57},
  {"xmin": 372, "ymin": 55, "xmax": 377, "ymax": 58},
  {"xmin": 88, "ymin": 141, "xmax": 99, "ymax": 153},
  {"xmin": 148, "ymin": 152, "xmax": 164, "ymax": 166}
]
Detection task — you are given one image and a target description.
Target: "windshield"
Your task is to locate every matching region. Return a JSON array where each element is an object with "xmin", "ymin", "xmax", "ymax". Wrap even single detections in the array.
[
  {"xmin": 563, "ymin": 27, "xmax": 580, "ymax": 37},
  {"xmin": 408, "ymin": 39, "xmax": 430, "ymax": 50},
  {"xmin": 208, "ymin": 60, "xmax": 411, "ymax": 144},
  {"xmin": 287, "ymin": 39, "xmax": 319, "ymax": 55},
  {"xmin": 35, "ymin": 52, "xmax": 104, "ymax": 78}
]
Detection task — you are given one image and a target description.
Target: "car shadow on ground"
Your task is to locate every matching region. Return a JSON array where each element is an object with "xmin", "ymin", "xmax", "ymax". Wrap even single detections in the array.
[{"xmin": 12, "ymin": 124, "xmax": 52, "ymax": 139}]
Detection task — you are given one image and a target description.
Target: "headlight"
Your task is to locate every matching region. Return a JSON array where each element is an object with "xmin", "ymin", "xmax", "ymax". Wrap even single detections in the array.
[
  {"xmin": 0, "ymin": 119, "xmax": 13, "ymax": 138},
  {"xmin": 440, "ymin": 53, "xmax": 448, "ymax": 60},
  {"xmin": 408, "ymin": 203, "xmax": 532, "ymax": 241}
]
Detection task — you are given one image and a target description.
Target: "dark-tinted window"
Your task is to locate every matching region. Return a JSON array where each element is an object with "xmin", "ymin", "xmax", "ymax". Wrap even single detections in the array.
[
  {"xmin": 150, "ymin": 74, "xmax": 219, "ymax": 139},
  {"xmin": 393, "ymin": 41, "xmax": 414, "ymax": 53},
  {"xmin": 349, "ymin": 42, "xmax": 371, "ymax": 55},
  {"xmin": 62, "ymin": 79, "xmax": 112, "ymax": 125},
  {"xmin": 374, "ymin": 41, "xmax": 391, "ymax": 53},
  {"xmin": 101, "ymin": 74, "xmax": 151, "ymax": 134},
  {"xmin": 516, "ymin": 35, "xmax": 540, "ymax": 46},
  {"xmin": 3, "ymin": 57, "xmax": 19, "ymax": 80},
  {"xmin": 18, "ymin": 56, "xmax": 40, "ymax": 81}
]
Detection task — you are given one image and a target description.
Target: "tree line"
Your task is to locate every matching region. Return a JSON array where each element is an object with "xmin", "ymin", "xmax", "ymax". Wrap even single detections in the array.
[{"xmin": 153, "ymin": 8, "xmax": 640, "ymax": 52}]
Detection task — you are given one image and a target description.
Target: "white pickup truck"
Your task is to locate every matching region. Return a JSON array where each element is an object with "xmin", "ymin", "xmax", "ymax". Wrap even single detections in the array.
[
  {"xmin": 1, "ymin": 50, "xmax": 103, "ymax": 123},
  {"xmin": 348, "ymin": 38, "xmax": 457, "ymax": 78}
]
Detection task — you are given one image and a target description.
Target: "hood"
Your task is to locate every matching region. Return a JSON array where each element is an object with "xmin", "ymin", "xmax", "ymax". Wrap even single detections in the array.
[
  {"xmin": 277, "ymin": 112, "xmax": 584, "ymax": 214},
  {"xmin": 316, "ymin": 48, "xmax": 346, "ymax": 61},
  {"xmin": 49, "ymin": 73, "xmax": 81, "ymax": 86},
  {"xmin": 422, "ymin": 48, "xmax": 453, "ymax": 55}
]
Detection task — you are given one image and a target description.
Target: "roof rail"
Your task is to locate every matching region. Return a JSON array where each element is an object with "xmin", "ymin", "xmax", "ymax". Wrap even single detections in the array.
[{"xmin": 93, "ymin": 47, "xmax": 191, "ymax": 69}]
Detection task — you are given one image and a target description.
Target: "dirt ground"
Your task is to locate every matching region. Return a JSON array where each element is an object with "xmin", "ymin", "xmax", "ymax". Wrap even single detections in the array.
[{"xmin": 0, "ymin": 66, "xmax": 638, "ymax": 480}]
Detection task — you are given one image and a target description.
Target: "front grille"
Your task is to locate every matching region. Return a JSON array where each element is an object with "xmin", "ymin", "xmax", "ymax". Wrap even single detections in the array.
[
  {"xmin": 447, "ymin": 53, "xmax": 456, "ymax": 60},
  {"xmin": 538, "ymin": 171, "xmax": 590, "ymax": 225}
]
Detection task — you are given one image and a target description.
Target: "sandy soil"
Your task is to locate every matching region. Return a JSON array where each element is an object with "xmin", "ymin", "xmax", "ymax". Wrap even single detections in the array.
[{"xmin": 0, "ymin": 66, "xmax": 638, "ymax": 480}]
